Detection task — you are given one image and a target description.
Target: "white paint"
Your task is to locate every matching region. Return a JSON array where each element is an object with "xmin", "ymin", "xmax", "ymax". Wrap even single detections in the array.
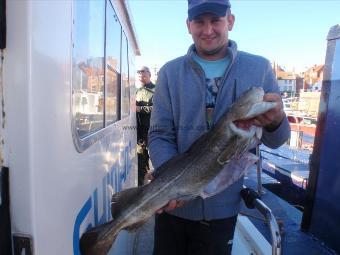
[{"xmin": 1, "ymin": 1, "xmax": 138, "ymax": 254}]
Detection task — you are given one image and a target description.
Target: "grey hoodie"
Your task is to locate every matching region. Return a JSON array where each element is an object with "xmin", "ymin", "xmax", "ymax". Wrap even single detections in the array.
[{"xmin": 148, "ymin": 40, "xmax": 290, "ymax": 220}]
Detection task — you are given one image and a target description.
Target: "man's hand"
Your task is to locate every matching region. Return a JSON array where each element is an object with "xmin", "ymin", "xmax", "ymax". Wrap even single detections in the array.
[
  {"xmin": 252, "ymin": 93, "xmax": 285, "ymax": 132},
  {"xmin": 156, "ymin": 200, "xmax": 186, "ymax": 214},
  {"xmin": 144, "ymin": 171, "xmax": 154, "ymax": 184},
  {"xmin": 146, "ymin": 173, "xmax": 186, "ymax": 214},
  {"xmin": 136, "ymin": 106, "xmax": 141, "ymax": 112}
]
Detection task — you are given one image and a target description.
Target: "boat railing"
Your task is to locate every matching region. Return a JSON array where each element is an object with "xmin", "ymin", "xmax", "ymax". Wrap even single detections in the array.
[
  {"xmin": 250, "ymin": 145, "xmax": 282, "ymax": 254},
  {"xmin": 256, "ymin": 146, "xmax": 263, "ymax": 196},
  {"xmin": 254, "ymin": 198, "xmax": 282, "ymax": 255},
  {"xmin": 260, "ymin": 146, "xmax": 310, "ymax": 165},
  {"xmin": 241, "ymin": 187, "xmax": 282, "ymax": 255}
]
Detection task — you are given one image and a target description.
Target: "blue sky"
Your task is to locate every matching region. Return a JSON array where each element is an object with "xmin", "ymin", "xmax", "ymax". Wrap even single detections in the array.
[{"xmin": 128, "ymin": 0, "xmax": 340, "ymax": 73}]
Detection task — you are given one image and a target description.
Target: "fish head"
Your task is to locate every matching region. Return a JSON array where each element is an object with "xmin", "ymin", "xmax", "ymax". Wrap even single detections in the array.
[{"xmin": 228, "ymin": 87, "xmax": 278, "ymax": 140}]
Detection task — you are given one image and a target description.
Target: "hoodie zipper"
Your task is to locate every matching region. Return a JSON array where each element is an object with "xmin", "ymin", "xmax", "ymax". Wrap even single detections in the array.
[
  {"xmin": 189, "ymin": 56, "xmax": 209, "ymax": 131},
  {"xmin": 212, "ymin": 49, "xmax": 236, "ymax": 124}
]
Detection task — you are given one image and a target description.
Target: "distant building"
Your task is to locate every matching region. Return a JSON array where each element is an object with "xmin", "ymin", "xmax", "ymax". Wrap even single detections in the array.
[
  {"xmin": 273, "ymin": 64, "xmax": 297, "ymax": 97},
  {"xmin": 303, "ymin": 65, "xmax": 324, "ymax": 91}
]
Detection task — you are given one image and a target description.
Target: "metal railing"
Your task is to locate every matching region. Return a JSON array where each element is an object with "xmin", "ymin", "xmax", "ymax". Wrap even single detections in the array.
[
  {"xmin": 254, "ymin": 198, "xmax": 282, "ymax": 255},
  {"xmin": 241, "ymin": 187, "xmax": 282, "ymax": 255},
  {"xmin": 252, "ymin": 145, "xmax": 282, "ymax": 255},
  {"xmin": 256, "ymin": 145, "xmax": 263, "ymax": 196}
]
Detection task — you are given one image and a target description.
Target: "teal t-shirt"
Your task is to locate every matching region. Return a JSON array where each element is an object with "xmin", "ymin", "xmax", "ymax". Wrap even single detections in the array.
[{"xmin": 192, "ymin": 53, "xmax": 230, "ymax": 128}]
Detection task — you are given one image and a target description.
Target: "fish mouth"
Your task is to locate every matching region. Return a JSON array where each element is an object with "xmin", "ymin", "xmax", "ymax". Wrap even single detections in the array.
[
  {"xmin": 230, "ymin": 119, "xmax": 262, "ymax": 139},
  {"xmin": 229, "ymin": 100, "xmax": 278, "ymax": 139}
]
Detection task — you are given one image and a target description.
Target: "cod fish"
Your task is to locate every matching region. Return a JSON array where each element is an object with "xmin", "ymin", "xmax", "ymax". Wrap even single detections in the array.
[{"xmin": 80, "ymin": 87, "xmax": 277, "ymax": 255}]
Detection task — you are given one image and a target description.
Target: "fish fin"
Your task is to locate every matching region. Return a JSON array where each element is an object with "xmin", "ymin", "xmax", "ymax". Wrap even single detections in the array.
[
  {"xmin": 202, "ymin": 152, "xmax": 258, "ymax": 198},
  {"xmin": 80, "ymin": 221, "xmax": 118, "ymax": 255},
  {"xmin": 111, "ymin": 186, "xmax": 144, "ymax": 219}
]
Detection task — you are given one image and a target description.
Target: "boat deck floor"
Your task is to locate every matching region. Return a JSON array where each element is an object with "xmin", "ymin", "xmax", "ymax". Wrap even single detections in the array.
[{"xmin": 244, "ymin": 169, "xmax": 336, "ymax": 255}]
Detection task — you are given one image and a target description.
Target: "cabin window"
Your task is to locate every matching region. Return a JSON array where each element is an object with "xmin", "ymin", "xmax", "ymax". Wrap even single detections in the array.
[
  {"xmin": 71, "ymin": 0, "xmax": 135, "ymax": 151},
  {"xmin": 128, "ymin": 44, "xmax": 136, "ymax": 106},
  {"xmin": 121, "ymin": 32, "xmax": 130, "ymax": 119},
  {"xmin": 72, "ymin": 0, "xmax": 105, "ymax": 138},
  {"xmin": 105, "ymin": 4, "xmax": 121, "ymax": 125}
]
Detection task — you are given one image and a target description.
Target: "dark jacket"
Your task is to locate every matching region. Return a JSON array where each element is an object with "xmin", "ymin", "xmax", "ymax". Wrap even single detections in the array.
[{"xmin": 136, "ymin": 82, "xmax": 155, "ymax": 141}]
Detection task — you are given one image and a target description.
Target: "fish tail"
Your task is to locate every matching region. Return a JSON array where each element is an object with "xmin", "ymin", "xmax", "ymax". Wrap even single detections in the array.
[{"xmin": 79, "ymin": 221, "xmax": 119, "ymax": 255}]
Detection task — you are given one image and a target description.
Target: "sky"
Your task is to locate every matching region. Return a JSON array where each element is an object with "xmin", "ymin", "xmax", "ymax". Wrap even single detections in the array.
[{"xmin": 128, "ymin": 0, "xmax": 340, "ymax": 73}]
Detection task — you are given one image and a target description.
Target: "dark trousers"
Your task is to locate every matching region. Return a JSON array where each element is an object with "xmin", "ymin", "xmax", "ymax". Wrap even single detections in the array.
[
  {"xmin": 153, "ymin": 213, "xmax": 237, "ymax": 255},
  {"xmin": 137, "ymin": 139, "xmax": 149, "ymax": 186},
  {"xmin": 137, "ymin": 115, "xmax": 150, "ymax": 186}
]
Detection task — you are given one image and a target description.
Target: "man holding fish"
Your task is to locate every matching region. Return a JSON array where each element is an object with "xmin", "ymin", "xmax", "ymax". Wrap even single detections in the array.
[
  {"xmin": 148, "ymin": 0, "xmax": 290, "ymax": 254},
  {"xmin": 79, "ymin": 0, "xmax": 290, "ymax": 254}
]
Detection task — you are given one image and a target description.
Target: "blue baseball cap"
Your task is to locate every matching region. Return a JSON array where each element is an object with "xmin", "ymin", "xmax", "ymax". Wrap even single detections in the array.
[{"xmin": 188, "ymin": 0, "xmax": 231, "ymax": 21}]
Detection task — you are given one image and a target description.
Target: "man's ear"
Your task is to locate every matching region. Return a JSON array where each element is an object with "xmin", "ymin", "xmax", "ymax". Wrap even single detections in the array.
[
  {"xmin": 186, "ymin": 18, "xmax": 192, "ymax": 34},
  {"xmin": 227, "ymin": 14, "xmax": 235, "ymax": 31}
]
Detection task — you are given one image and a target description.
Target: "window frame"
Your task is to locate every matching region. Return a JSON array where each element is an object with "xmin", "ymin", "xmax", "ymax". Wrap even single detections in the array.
[{"xmin": 71, "ymin": 0, "xmax": 132, "ymax": 152}]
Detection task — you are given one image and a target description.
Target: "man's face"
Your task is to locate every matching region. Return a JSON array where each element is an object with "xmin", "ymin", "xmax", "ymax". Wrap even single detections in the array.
[
  {"xmin": 187, "ymin": 13, "xmax": 235, "ymax": 60},
  {"xmin": 137, "ymin": 70, "xmax": 151, "ymax": 85}
]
